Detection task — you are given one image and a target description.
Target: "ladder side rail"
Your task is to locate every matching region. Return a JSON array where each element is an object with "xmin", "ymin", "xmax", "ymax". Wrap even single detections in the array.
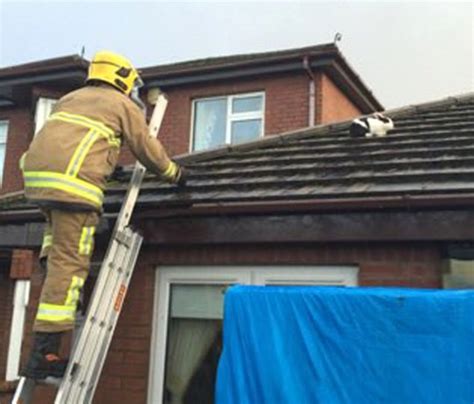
[
  {"xmin": 59, "ymin": 236, "xmax": 121, "ymax": 375},
  {"xmin": 55, "ymin": 237, "xmax": 130, "ymax": 403},
  {"xmin": 110, "ymin": 94, "xmax": 168, "ymax": 235},
  {"xmin": 82, "ymin": 232, "xmax": 144, "ymax": 404},
  {"xmin": 69, "ymin": 231, "xmax": 140, "ymax": 403}
]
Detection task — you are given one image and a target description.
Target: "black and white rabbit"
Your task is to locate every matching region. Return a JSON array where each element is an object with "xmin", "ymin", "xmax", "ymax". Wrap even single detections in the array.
[{"xmin": 350, "ymin": 113, "xmax": 394, "ymax": 138}]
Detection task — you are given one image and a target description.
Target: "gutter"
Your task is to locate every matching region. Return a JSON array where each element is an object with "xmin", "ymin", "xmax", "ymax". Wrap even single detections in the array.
[
  {"xmin": 134, "ymin": 193, "xmax": 474, "ymax": 219},
  {"xmin": 302, "ymin": 56, "xmax": 316, "ymax": 127},
  {"xmin": 1, "ymin": 193, "xmax": 474, "ymax": 224}
]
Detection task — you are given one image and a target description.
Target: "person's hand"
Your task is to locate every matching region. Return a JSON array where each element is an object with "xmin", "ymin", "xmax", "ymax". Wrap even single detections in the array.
[{"xmin": 174, "ymin": 165, "xmax": 188, "ymax": 187}]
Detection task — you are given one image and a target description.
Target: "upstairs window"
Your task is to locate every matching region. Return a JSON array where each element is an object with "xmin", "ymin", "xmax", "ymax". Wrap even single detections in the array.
[
  {"xmin": 34, "ymin": 97, "xmax": 57, "ymax": 135},
  {"xmin": 192, "ymin": 92, "xmax": 265, "ymax": 151},
  {"xmin": 0, "ymin": 121, "xmax": 9, "ymax": 185}
]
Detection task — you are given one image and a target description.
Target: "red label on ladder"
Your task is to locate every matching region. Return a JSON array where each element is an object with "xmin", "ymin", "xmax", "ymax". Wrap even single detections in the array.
[{"xmin": 114, "ymin": 284, "xmax": 127, "ymax": 312}]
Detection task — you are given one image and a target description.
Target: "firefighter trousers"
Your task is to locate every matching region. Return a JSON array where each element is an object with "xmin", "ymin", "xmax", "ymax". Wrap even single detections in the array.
[{"xmin": 34, "ymin": 208, "xmax": 99, "ymax": 333}]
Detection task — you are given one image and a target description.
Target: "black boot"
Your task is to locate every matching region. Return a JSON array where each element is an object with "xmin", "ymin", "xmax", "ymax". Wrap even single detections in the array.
[{"xmin": 22, "ymin": 332, "xmax": 68, "ymax": 379}]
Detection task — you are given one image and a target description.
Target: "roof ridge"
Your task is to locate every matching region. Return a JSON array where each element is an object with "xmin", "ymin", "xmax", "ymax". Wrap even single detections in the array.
[{"xmin": 176, "ymin": 91, "xmax": 474, "ymax": 164}]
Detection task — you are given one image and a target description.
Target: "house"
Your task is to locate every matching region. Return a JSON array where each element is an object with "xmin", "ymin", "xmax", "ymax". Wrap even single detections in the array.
[
  {"xmin": 0, "ymin": 90, "xmax": 473, "ymax": 403},
  {"xmin": 0, "ymin": 43, "xmax": 381, "ymax": 196}
]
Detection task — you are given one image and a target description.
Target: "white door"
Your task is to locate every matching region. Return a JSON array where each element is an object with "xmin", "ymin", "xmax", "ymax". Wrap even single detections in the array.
[{"xmin": 148, "ymin": 265, "xmax": 358, "ymax": 404}]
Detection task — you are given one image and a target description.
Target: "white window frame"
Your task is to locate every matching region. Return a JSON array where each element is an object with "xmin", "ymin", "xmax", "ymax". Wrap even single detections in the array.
[
  {"xmin": 0, "ymin": 120, "xmax": 9, "ymax": 186},
  {"xmin": 34, "ymin": 97, "xmax": 57, "ymax": 135},
  {"xmin": 147, "ymin": 265, "xmax": 358, "ymax": 403},
  {"xmin": 6, "ymin": 280, "xmax": 30, "ymax": 381},
  {"xmin": 190, "ymin": 91, "xmax": 265, "ymax": 152}
]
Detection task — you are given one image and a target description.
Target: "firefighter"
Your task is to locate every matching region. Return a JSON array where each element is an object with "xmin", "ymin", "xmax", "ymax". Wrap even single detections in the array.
[{"xmin": 20, "ymin": 51, "xmax": 186, "ymax": 379}]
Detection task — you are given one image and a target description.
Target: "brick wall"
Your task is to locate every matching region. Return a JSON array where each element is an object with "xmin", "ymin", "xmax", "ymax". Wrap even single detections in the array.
[
  {"xmin": 16, "ymin": 241, "xmax": 441, "ymax": 403},
  {"xmin": 157, "ymin": 72, "xmax": 310, "ymax": 156},
  {"xmin": 0, "ymin": 107, "xmax": 34, "ymax": 195},
  {"xmin": 319, "ymin": 73, "xmax": 362, "ymax": 124}
]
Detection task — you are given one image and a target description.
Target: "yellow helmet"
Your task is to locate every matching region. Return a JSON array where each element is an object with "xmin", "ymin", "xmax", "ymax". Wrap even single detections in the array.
[{"xmin": 87, "ymin": 51, "xmax": 141, "ymax": 95}]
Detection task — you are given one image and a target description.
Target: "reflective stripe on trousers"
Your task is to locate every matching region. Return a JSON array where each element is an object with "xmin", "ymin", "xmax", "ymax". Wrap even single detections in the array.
[
  {"xmin": 79, "ymin": 226, "xmax": 96, "ymax": 255},
  {"xmin": 36, "ymin": 276, "xmax": 85, "ymax": 323}
]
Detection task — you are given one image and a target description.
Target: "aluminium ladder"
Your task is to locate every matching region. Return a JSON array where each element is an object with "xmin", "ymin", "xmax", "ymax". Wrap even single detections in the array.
[{"xmin": 12, "ymin": 93, "xmax": 168, "ymax": 404}]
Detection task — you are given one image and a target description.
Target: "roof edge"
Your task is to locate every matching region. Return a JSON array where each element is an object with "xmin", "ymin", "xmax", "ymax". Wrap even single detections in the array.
[
  {"xmin": 141, "ymin": 43, "xmax": 338, "ymax": 76},
  {"xmin": 0, "ymin": 55, "xmax": 88, "ymax": 80}
]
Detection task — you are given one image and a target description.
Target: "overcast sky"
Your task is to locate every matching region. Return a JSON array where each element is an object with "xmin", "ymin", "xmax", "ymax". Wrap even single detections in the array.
[{"xmin": 0, "ymin": 0, "xmax": 472, "ymax": 109}]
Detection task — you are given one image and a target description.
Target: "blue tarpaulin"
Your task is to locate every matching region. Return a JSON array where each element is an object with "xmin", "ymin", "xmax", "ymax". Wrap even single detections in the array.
[{"xmin": 215, "ymin": 286, "xmax": 474, "ymax": 404}]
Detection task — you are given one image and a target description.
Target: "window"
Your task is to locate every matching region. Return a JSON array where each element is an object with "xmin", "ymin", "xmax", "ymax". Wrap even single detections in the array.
[
  {"xmin": 443, "ymin": 259, "xmax": 474, "ymax": 288},
  {"xmin": 34, "ymin": 97, "xmax": 57, "ymax": 135},
  {"xmin": 191, "ymin": 92, "xmax": 265, "ymax": 151},
  {"xmin": 149, "ymin": 265, "xmax": 358, "ymax": 403},
  {"xmin": 0, "ymin": 121, "xmax": 9, "ymax": 186}
]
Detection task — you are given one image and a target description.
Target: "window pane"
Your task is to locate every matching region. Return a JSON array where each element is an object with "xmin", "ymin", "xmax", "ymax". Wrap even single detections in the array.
[
  {"xmin": 170, "ymin": 284, "xmax": 226, "ymax": 319},
  {"xmin": 164, "ymin": 284, "xmax": 226, "ymax": 404},
  {"xmin": 0, "ymin": 122, "xmax": 8, "ymax": 143},
  {"xmin": 193, "ymin": 99, "xmax": 227, "ymax": 151},
  {"xmin": 232, "ymin": 95, "xmax": 262, "ymax": 113},
  {"xmin": 35, "ymin": 98, "xmax": 57, "ymax": 135},
  {"xmin": 0, "ymin": 123, "xmax": 8, "ymax": 184},
  {"xmin": 231, "ymin": 119, "xmax": 262, "ymax": 144}
]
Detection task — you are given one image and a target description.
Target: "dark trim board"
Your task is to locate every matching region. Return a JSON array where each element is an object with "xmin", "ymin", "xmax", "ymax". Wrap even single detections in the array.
[
  {"xmin": 1, "ymin": 209, "xmax": 473, "ymax": 249},
  {"xmin": 140, "ymin": 209, "xmax": 474, "ymax": 245},
  {"xmin": 0, "ymin": 222, "xmax": 44, "ymax": 247}
]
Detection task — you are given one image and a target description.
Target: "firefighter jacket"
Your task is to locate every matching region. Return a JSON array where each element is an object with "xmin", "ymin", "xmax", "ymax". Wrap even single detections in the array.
[{"xmin": 22, "ymin": 85, "xmax": 179, "ymax": 211}]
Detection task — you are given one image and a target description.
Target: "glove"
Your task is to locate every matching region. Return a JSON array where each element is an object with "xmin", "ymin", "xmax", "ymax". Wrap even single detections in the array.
[
  {"xmin": 174, "ymin": 165, "xmax": 188, "ymax": 187},
  {"xmin": 110, "ymin": 165, "xmax": 129, "ymax": 182}
]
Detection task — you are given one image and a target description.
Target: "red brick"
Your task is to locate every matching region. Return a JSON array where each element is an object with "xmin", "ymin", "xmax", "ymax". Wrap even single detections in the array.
[
  {"xmin": 0, "ymin": 107, "xmax": 34, "ymax": 194},
  {"xmin": 10, "ymin": 249, "xmax": 34, "ymax": 279},
  {"xmin": 319, "ymin": 73, "xmax": 362, "ymax": 123}
]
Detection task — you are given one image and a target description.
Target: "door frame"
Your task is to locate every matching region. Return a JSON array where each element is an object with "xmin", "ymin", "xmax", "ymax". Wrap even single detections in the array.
[{"xmin": 147, "ymin": 265, "xmax": 358, "ymax": 403}]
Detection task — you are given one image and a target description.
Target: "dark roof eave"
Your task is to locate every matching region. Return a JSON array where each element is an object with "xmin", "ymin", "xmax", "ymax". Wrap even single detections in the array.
[
  {"xmin": 134, "ymin": 193, "xmax": 474, "ymax": 219},
  {"xmin": 0, "ymin": 70, "xmax": 87, "ymax": 88},
  {"xmin": 141, "ymin": 43, "xmax": 338, "ymax": 77},
  {"xmin": 0, "ymin": 55, "xmax": 88, "ymax": 89},
  {"xmin": 323, "ymin": 61, "xmax": 382, "ymax": 113},
  {"xmin": 144, "ymin": 59, "xmax": 321, "ymax": 87}
]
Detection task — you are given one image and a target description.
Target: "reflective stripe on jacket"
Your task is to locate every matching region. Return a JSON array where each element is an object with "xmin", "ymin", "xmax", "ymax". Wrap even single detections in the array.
[{"xmin": 22, "ymin": 85, "xmax": 177, "ymax": 210}]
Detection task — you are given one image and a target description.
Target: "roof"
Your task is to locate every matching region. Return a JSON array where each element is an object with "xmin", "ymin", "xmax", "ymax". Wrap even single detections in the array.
[
  {"xmin": 0, "ymin": 55, "xmax": 88, "ymax": 80},
  {"xmin": 1, "ymin": 92, "xmax": 473, "ymax": 219},
  {"xmin": 0, "ymin": 55, "xmax": 88, "ymax": 107},
  {"xmin": 107, "ymin": 92, "xmax": 474, "ymax": 211},
  {"xmin": 142, "ymin": 43, "xmax": 382, "ymax": 112},
  {"xmin": 0, "ymin": 44, "xmax": 382, "ymax": 112}
]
